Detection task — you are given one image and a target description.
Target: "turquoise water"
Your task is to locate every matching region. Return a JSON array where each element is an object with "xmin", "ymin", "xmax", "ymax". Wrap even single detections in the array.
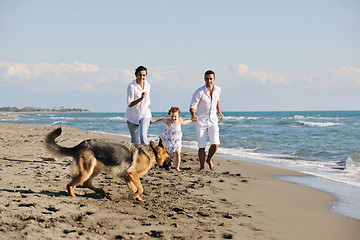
[{"xmin": 2, "ymin": 111, "xmax": 360, "ymax": 219}]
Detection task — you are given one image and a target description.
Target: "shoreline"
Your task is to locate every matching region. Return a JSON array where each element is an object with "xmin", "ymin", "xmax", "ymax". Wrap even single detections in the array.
[
  {"xmin": 212, "ymin": 151, "xmax": 360, "ymax": 221},
  {"xmin": 1, "ymin": 122, "xmax": 359, "ymax": 239}
]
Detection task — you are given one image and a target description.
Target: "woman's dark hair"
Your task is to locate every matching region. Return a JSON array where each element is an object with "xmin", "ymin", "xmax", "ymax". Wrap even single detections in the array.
[
  {"xmin": 168, "ymin": 107, "xmax": 180, "ymax": 115},
  {"xmin": 135, "ymin": 66, "xmax": 147, "ymax": 76}
]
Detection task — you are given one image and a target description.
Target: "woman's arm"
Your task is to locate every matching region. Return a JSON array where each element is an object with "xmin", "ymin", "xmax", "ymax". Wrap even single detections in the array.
[{"xmin": 129, "ymin": 92, "xmax": 147, "ymax": 107}]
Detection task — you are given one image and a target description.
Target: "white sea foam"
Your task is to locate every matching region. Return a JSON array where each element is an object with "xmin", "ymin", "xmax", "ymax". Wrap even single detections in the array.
[
  {"xmin": 288, "ymin": 115, "xmax": 345, "ymax": 121},
  {"xmin": 50, "ymin": 116, "xmax": 76, "ymax": 120},
  {"xmin": 51, "ymin": 121, "xmax": 67, "ymax": 125},
  {"xmin": 109, "ymin": 117, "xmax": 126, "ymax": 120},
  {"xmin": 222, "ymin": 116, "xmax": 271, "ymax": 121},
  {"xmin": 222, "ymin": 116, "xmax": 246, "ymax": 121},
  {"xmin": 181, "ymin": 140, "xmax": 360, "ymax": 188},
  {"xmin": 294, "ymin": 115, "xmax": 306, "ymax": 119},
  {"xmin": 298, "ymin": 121, "xmax": 343, "ymax": 127},
  {"xmin": 246, "ymin": 117, "xmax": 264, "ymax": 120}
]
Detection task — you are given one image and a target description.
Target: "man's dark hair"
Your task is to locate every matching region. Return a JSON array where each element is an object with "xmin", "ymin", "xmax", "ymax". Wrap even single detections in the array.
[{"xmin": 204, "ymin": 70, "xmax": 215, "ymax": 78}]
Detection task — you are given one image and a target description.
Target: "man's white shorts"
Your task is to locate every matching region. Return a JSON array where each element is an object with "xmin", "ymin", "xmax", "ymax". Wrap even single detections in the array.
[{"xmin": 196, "ymin": 123, "xmax": 220, "ymax": 148}]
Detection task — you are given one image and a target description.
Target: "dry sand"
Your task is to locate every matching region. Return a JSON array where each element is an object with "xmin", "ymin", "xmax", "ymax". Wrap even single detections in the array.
[{"xmin": 0, "ymin": 122, "xmax": 359, "ymax": 240}]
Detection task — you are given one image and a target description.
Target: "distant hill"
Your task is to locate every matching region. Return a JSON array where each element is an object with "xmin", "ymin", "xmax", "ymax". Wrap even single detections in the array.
[{"xmin": 0, "ymin": 107, "xmax": 90, "ymax": 113}]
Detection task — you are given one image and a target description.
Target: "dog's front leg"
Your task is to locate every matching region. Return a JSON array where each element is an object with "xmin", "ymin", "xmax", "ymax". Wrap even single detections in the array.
[
  {"xmin": 131, "ymin": 172, "xmax": 144, "ymax": 201},
  {"xmin": 126, "ymin": 172, "xmax": 144, "ymax": 201},
  {"xmin": 124, "ymin": 173, "xmax": 137, "ymax": 195}
]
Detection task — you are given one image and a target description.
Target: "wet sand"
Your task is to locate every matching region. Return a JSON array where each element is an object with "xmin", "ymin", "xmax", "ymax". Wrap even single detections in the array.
[{"xmin": 0, "ymin": 122, "xmax": 359, "ymax": 239}]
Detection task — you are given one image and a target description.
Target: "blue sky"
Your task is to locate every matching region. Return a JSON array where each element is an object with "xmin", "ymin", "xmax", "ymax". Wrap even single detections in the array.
[{"xmin": 0, "ymin": 0, "xmax": 359, "ymax": 112}]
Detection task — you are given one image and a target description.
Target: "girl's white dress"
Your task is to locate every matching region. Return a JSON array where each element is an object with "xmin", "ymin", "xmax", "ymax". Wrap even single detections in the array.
[{"xmin": 160, "ymin": 122, "xmax": 182, "ymax": 153}]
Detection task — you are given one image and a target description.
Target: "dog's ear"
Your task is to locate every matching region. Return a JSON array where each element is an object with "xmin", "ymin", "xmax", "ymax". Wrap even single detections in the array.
[
  {"xmin": 150, "ymin": 141, "xmax": 156, "ymax": 149},
  {"xmin": 158, "ymin": 137, "xmax": 164, "ymax": 148}
]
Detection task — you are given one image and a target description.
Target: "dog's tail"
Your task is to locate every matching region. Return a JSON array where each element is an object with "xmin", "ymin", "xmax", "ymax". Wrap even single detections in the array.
[{"xmin": 45, "ymin": 127, "xmax": 77, "ymax": 157}]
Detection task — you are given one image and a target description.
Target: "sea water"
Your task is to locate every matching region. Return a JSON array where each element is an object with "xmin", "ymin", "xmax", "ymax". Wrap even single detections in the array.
[{"xmin": 2, "ymin": 111, "xmax": 360, "ymax": 219}]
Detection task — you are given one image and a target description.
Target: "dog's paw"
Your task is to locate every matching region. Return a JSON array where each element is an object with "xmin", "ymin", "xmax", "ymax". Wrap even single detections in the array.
[{"xmin": 134, "ymin": 195, "xmax": 144, "ymax": 202}]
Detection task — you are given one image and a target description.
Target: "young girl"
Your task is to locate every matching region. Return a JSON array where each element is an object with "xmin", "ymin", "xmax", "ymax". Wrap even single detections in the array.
[{"xmin": 151, "ymin": 107, "xmax": 192, "ymax": 171}]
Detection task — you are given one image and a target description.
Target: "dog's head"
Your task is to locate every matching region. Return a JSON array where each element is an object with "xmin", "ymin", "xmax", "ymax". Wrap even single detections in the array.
[{"xmin": 150, "ymin": 138, "xmax": 169, "ymax": 167}]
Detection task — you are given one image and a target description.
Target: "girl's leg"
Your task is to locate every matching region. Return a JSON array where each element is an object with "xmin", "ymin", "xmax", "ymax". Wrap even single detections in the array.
[
  {"xmin": 139, "ymin": 118, "xmax": 150, "ymax": 144},
  {"xmin": 175, "ymin": 151, "xmax": 181, "ymax": 171},
  {"xmin": 127, "ymin": 121, "xmax": 140, "ymax": 144}
]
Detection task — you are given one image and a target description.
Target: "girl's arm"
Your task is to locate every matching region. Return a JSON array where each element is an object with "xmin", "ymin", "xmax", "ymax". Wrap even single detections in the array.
[
  {"xmin": 151, "ymin": 117, "xmax": 171, "ymax": 125},
  {"xmin": 150, "ymin": 117, "xmax": 164, "ymax": 124},
  {"xmin": 180, "ymin": 118, "xmax": 193, "ymax": 125}
]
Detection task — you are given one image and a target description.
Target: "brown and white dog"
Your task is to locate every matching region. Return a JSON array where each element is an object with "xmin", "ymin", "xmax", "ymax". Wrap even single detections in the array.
[{"xmin": 45, "ymin": 127, "xmax": 169, "ymax": 201}]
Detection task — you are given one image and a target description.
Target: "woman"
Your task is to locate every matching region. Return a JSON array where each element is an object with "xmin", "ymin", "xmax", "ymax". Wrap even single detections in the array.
[{"xmin": 125, "ymin": 66, "xmax": 152, "ymax": 144}]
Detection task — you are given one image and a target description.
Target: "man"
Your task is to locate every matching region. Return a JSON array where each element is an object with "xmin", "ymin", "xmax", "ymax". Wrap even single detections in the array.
[{"xmin": 190, "ymin": 70, "xmax": 224, "ymax": 171}]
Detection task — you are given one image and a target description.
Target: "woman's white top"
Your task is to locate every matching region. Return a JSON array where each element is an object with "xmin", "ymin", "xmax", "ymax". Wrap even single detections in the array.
[{"xmin": 125, "ymin": 80, "xmax": 152, "ymax": 124}]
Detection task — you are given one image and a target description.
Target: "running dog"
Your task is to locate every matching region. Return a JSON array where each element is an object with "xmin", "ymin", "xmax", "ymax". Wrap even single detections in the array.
[{"xmin": 45, "ymin": 127, "xmax": 169, "ymax": 201}]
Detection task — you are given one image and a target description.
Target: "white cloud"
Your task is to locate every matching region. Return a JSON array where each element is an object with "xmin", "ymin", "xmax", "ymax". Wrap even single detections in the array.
[
  {"xmin": 149, "ymin": 66, "xmax": 191, "ymax": 85},
  {"xmin": 0, "ymin": 61, "xmax": 33, "ymax": 80},
  {"xmin": 0, "ymin": 60, "xmax": 134, "ymax": 93},
  {"xmin": 81, "ymin": 82, "xmax": 95, "ymax": 91},
  {"xmin": 294, "ymin": 66, "xmax": 360, "ymax": 89},
  {"xmin": 0, "ymin": 60, "xmax": 100, "ymax": 83},
  {"xmin": 1, "ymin": 60, "xmax": 359, "ymax": 111},
  {"xmin": 332, "ymin": 66, "xmax": 360, "ymax": 86},
  {"xmin": 226, "ymin": 63, "xmax": 288, "ymax": 85}
]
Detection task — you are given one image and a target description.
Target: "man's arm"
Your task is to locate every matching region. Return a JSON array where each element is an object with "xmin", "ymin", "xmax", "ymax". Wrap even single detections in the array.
[
  {"xmin": 217, "ymin": 100, "xmax": 224, "ymax": 119},
  {"xmin": 190, "ymin": 108, "xmax": 198, "ymax": 122}
]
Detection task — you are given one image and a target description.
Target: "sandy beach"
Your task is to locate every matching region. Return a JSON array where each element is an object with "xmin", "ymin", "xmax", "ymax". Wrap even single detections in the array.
[{"xmin": 0, "ymin": 122, "xmax": 359, "ymax": 240}]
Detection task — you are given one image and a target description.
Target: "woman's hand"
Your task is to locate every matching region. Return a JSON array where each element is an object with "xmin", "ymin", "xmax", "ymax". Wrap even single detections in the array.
[{"xmin": 129, "ymin": 92, "xmax": 147, "ymax": 107}]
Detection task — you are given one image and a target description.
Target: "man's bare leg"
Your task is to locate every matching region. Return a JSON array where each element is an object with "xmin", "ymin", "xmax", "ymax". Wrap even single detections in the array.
[
  {"xmin": 198, "ymin": 148, "xmax": 206, "ymax": 171},
  {"xmin": 206, "ymin": 144, "xmax": 218, "ymax": 171}
]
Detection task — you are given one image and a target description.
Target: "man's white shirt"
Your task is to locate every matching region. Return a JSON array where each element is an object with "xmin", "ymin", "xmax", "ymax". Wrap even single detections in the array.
[{"xmin": 189, "ymin": 84, "xmax": 221, "ymax": 127}]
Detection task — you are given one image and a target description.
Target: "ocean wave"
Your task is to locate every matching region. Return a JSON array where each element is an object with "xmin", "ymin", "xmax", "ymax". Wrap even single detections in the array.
[
  {"xmin": 109, "ymin": 117, "xmax": 126, "ymax": 120},
  {"xmin": 211, "ymin": 144, "xmax": 360, "ymax": 187},
  {"xmin": 50, "ymin": 117, "xmax": 76, "ymax": 120},
  {"xmin": 51, "ymin": 121, "xmax": 67, "ymax": 125},
  {"xmin": 182, "ymin": 137, "xmax": 360, "ymax": 187},
  {"xmin": 222, "ymin": 116, "xmax": 268, "ymax": 121},
  {"xmin": 286, "ymin": 115, "xmax": 345, "ymax": 121},
  {"xmin": 222, "ymin": 116, "xmax": 246, "ymax": 121},
  {"xmin": 246, "ymin": 117, "xmax": 264, "ymax": 120},
  {"xmin": 49, "ymin": 116, "xmax": 126, "ymax": 121},
  {"xmin": 298, "ymin": 121, "xmax": 343, "ymax": 127},
  {"xmin": 346, "ymin": 154, "xmax": 360, "ymax": 177},
  {"xmin": 181, "ymin": 138, "xmax": 360, "ymax": 186}
]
